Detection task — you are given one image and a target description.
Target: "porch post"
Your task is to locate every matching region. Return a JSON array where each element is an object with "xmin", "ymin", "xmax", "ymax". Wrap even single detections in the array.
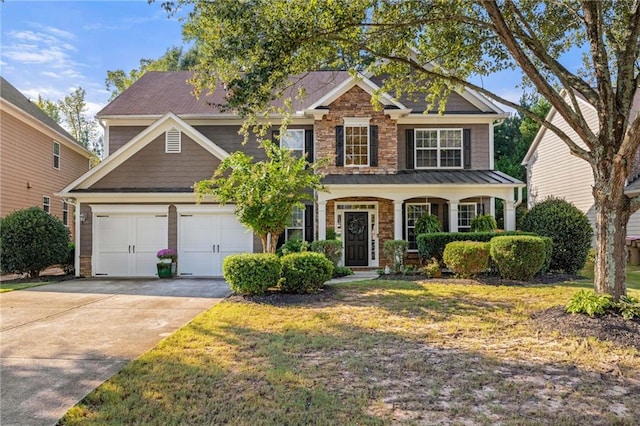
[
  {"xmin": 505, "ymin": 200, "xmax": 516, "ymax": 231},
  {"xmin": 74, "ymin": 201, "xmax": 81, "ymax": 277},
  {"xmin": 318, "ymin": 200, "xmax": 327, "ymax": 240},
  {"xmin": 489, "ymin": 197, "xmax": 496, "ymax": 218},
  {"xmin": 449, "ymin": 200, "xmax": 459, "ymax": 232},
  {"xmin": 393, "ymin": 200, "xmax": 403, "ymax": 240}
]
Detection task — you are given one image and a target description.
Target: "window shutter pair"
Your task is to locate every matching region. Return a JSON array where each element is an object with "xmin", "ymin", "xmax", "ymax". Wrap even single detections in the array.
[
  {"xmin": 272, "ymin": 129, "xmax": 314, "ymax": 162},
  {"xmin": 334, "ymin": 125, "xmax": 378, "ymax": 167},
  {"xmin": 405, "ymin": 128, "xmax": 471, "ymax": 169}
]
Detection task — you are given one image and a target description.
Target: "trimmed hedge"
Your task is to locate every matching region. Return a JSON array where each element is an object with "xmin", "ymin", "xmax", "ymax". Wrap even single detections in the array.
[
  {"xmin": 521, "ymin": 197, "xmax": 592, "ymax": 274},
  {"xmin": 223, "ymin": 253, "xmax": 281, "ymax": 295},
  {"xmin": 417, "ymin": 231, "xmax": 531, "ymax": 262},
  {"xmin": 443, "ymin": 241, "xmax": 490, "ymax": 278},
  {"xmin": 539, "ymin": 236, "xmax": 553, "ymax": 274},
  {"xmin": 489, "ymin": 235, "xmax": 547, "ymax": 281},
  {"xmin": 280, "ymin": 252, "xmax": 334, "ymax": 294},
  {"xmin": 310, "ymin": 239, "xmax": 342, "ymax": 267}
]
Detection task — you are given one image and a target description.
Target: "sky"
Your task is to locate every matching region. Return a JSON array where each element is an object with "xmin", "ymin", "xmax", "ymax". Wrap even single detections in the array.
[{"xmin": 0, "ymin": 0, "xmax": 563, "ymax": 124}]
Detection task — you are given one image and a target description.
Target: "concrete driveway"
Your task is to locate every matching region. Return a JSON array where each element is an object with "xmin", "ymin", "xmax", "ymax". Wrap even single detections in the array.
[{"xmin": 0, "ymin": 278, "xmax": 231, "ymax": 426}]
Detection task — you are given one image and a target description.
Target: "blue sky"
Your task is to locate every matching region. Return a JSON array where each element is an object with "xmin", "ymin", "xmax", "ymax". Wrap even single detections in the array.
[{"xmin": 1, "ymin": 0, "xmax": 539, "ymax": 120}]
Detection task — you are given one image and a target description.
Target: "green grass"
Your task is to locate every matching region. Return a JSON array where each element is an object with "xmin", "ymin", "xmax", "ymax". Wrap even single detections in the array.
[
  {"xmin": 579, "ymin": 262, "xmax": 640, "ymax": 290},
  {"xmin": 60, "ymin": 278, "xmax": 640, "ymax": 426},
  {"xmin": 0, "ymin": 281, "xmax": 49, "ymax": 293}
]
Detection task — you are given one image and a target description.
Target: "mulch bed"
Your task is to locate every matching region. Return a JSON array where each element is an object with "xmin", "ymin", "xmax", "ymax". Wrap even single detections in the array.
[{"xmin": 227, "ymin": 285, "xmax": 338, "ymax": 306}]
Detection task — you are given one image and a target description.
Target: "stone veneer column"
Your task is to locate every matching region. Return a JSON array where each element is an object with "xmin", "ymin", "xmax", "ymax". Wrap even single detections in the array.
[
  {"xmin": 393, "ymin": 200, "xmax": 403, "ymax": 240},
  {"xmin": 449, "ymin": 200, "xmax": 459, "ymax": 232},
  {"xmin": 318, "ymin": 201, "xmax": 327, "ymax": 240}
]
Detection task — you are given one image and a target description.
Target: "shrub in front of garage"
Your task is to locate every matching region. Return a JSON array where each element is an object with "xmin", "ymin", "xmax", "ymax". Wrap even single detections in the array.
[
  {"xmin": 223, "ymin": 253, "xmax": 281, "ymax": 295},
  {"xmin": 279, "ymin": 252, "xmax": 334, "ymax": 294}
]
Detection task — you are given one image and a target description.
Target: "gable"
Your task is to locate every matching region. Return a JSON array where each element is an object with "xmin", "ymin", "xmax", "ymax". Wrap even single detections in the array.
[{"xmin": 89, "ymin": 132, "xmax": 220, "ymax": 190}]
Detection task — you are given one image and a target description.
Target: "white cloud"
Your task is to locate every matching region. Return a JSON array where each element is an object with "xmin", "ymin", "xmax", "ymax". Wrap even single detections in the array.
[{"xmin": 32, "ymin": 24, "xmax": 76, "ymax": 40}]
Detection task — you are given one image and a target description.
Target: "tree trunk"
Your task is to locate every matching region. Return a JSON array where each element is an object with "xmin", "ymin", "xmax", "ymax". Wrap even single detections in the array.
[
  {"xmin": 260, "ymin": 235, "xmax": 268, "ymax": 253},
  {"xmin": 592, "ymin": 158, "xmax": 630, "ymax": 301}
]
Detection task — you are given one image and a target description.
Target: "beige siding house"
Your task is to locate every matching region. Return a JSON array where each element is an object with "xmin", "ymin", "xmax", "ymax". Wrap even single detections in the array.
[
  {"xmin": 0, "ymin": 77, "xmax": 93, "ymax": 237},
  {"xmin": 523, "ymin": 90, "xmax": 640, "ymax": 237},
  {"xmin": 59, "ymin": 71, "xmax": 524, "ymax": 277}
]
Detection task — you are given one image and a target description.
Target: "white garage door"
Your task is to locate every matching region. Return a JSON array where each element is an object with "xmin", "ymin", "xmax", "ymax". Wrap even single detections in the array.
[
  {"xmin": 177, "ymin": 205, "xmax": 253, "ymax": 277},
  {"xmin": 92, "ymin": 205, "xmax": 168, "ymax": 277}
]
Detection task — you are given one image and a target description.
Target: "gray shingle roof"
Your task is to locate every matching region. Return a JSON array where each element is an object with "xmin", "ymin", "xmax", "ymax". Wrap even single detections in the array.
[
  {"xmin": 0, "ymin": 76, "xmax": 78, "ymax": 144},
  {"xmin": 322, "ymin": 170, "xmax": 524, "ymax": 185}
]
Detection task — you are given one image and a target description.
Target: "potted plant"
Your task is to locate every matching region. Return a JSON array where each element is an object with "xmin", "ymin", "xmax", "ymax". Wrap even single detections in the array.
[{"xmin": 156, "ymin": 248, "xmax": 177, "ymax": 278}]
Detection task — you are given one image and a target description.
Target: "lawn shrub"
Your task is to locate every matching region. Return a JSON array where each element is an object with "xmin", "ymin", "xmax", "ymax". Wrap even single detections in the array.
[
  {"xmin": 223, "ymin": 253, "xmax": 280, "ymax": 295},
  {"xmin": 470, "ymin": 214, "xmax": 497, "ymax": 232},
  {"xmin": 539, "ymin": 236, "xmax": 553, "ymax": 274},
  {"xmin": 333, "ymin": 266, "xmax": 353, "ymax": 278},
  {"xmin": 617, "ymin": 295, "xmax": 640, "ymax": 319},
  {"xmin": 0, "ymin": 207, "xmax": 70, "ymax": 277},
  {"xmin": 383, "ymin": 240, "xmax": 409, "ymax": 273},
  {"xmin": 443, "ymin": 241, "xmax": 490, "ymax": 278},
  {"xmin": 489, "ymin": 235, "xmax": 546, "ymax": 281},
  {"xmin": 63, "ymin": 242, "xmax": 75, "ymax": 275},
  {"xmin": 417, "ymin": 231, "xmax": 530, "ymax": 262},
  {"xmin": 423, "ymin": 258, "xmax": 442, "ymax": 278},
  {"xmin": 521, "ymin": 197, "xmax": 592, "ymax": 274},
  {"xmin": 415, "ymin": 213, "xmax": 442, "ymax": 234},
  {"xmin": 279, "ymin": 252, "xmax": 334, "ymax": 294},
  {"xmin": 310, "ymin": 239, "xmax": 342, "ymax": 267},
  {"xmin": 566, "ymin": 290, "xmax": 613, "ymax": 317},
  {"xmin": 276, "ymin": 238, "xmax": 309, "ymax": 257}
]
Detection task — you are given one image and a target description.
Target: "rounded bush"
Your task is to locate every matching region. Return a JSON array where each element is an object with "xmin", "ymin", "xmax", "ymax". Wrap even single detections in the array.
[
  {"xmin": 470, "ymin": 214, "xmax": 497, "ymax": 232},
  {"xmin": 280, "ymin": 252, "xmax": 334, "ymax": 294},
  {"xmin": 443, "ymin": 241, "xmax": 490, "ymax": 278},
  {"xmin": 521, "ymin": 197, "xmax": 592, "ymax": 274},
  {"xmin": 223, "ymin": 253, "xmax": 280, "ymax": 295},
  {"xmin": 310, "ymin": 239, "xmax": 342, "ymax": 267},
  {"xmin": 489, "ymin": 236, "xmax": 546, "ymax": 281},
  {"xmin": 0, "ymin": 207, "xmax": 70, "ymax": 277}
]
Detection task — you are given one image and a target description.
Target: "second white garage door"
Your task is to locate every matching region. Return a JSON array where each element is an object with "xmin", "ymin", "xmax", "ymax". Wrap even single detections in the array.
[{"xmin": 177, "ymin": 205, "xmax": 253, "ymax": 277}]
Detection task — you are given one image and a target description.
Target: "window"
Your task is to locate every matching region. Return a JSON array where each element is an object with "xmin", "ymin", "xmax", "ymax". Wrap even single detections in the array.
[
  {"xmin": 285, "ymin": 207, "xmax": 304, "ymax": 240},
  {"xmin": 344, "ymin": 118, "xmax": 369, "ymax": 166},
  {"xmin": 53, "ymin": 142, "xmax": 60, "ymax": 169},
  {"xmin": 165, "ymin": 128, "xmax": 181, "ymax": 153},
  {"xmin": 62, "ymin": 201, "xmax": 69, "ymax": 226},
  {"xmin": 43, "ymin": 196, "xmax": 51, "ymax": 214},
  {"xmin": 406, "ymin": 203, "xmax": 430, "ymax": 250},
  {"xmin": 415, "ymin": 129, "xmax": 462, "ymax": 168},
  {"xmin": 280, "ymin": 129, "xmax": 304, "ymax": 157},
  {"xmin": 458, "ymin": 203, "xmax": 477, "ymax": 231}
]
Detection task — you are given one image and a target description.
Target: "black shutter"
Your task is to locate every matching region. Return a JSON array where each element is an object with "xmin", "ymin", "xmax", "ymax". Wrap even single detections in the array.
[
  {"xmin": 463, "ymin": 129, "xmax": 471, "ymax": 169},
  {"xmin": 335, "ymin": 126, "xmax": 344, "ymax": 166},
  {"xmin": 304, "ymin": 129, "xmax": 314, "ymax": 162},
  {"xmin": 406, "ymin": 129, "xmax": 415, "ymax": 170},
  {"xmin": 304, "ymin": 204, "xmax": 314, "ymax": 243},
  {"xmin": 369, "ymin": 125, "xmax": 378, "ymax": 166},
  {"xmin": 272, "ymin": 129, "xmax": 280, "ymax": 145},
  {"xmin": 431, "ymin": 204, "xmax": 439, "ymax": 218}
]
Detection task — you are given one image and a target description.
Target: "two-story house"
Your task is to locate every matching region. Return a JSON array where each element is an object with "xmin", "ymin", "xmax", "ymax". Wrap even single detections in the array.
[
  {"xmin": 0, "ymin": 77, "xmax": 93, "ymax": 238},
  {"xmin": 59, "ymin": 71, "xmax": 524, "ymax": 277}
]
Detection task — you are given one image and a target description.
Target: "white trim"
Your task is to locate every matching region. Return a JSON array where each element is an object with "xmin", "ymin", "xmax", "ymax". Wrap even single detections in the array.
[
  {"xmin": 74, "ymin": 202, "xmax": 81, "ymax": 277},
  {"xmin": 405, "ymin": 202, "xmax": 431, "ymax": 251},
  {"xmin": 307, "ymin": 74, "xmax": 406, "ymax": 110},
  {"xmin": 285, "ymin": 206, "xmax": 305, "ymax": 241},
  {"xmin": 343, "ymin": 117, "xmax": 371, "ymax": 127},
  {"xmin": 344, "ymin": 120, "xmax": 370, "ymax": 167},
  {"xmin": 457, "ymin": 202, "xmax": 477, "ymax": 230},
  {"xmin": 397, "ymin": 114, "xmax": 508, "ymax": 125},
  {"xmin": 414, "ymin": 128, "xmax": 463, "ymax": 169},
  {"xmin": 279, "ymin": 129, "xmax": 305, "ymax": 153},
  {"xmin": 62, "ymin": 200, "xmax": 69, "ymax": 226},
  {"xmin": 55, "ymin": 192, "xmax": 214, "ymax": 204},
  {"xmin": 335, "ymin": 201, "xmax": 379, "ymax": 267},
  {"xmin": 489, "ymin": 122, "xmax": 495, "ymax": 170},
  {"xmin": 53, "ymin": 141, "xmax": 61, "ymax": 170},
  {"xmin": 59, "ymin": 112, "xmax": 230, "ymax": 193},
  {"xmin": 43, "ymin": 195, "xmax": 51, "ymax": 213},
  {"xmin": 175, "ymin": 204, "xmax": 236, "ymax": 215},
  {"xmin": 90, "ymin": 204, "xmax": 169, "ymax": 215}
]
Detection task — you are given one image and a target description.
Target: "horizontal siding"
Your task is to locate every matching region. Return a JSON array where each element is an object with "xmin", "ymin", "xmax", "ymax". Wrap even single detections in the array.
[
  {"xmin": 627, "ymin": 211, "xmax": 640, "ymax": 237},
  {"xmin": 108, "ymin": 126, "xmax": 147, "ymax": 154},
  {"xmin": 0, "ymin": 111, "xmax": 89, "ymax": 235},
  {"xmin": 91, "ymin": 133, "xmax": 220, "ymax": 189},
  {"xmin": 397, "ymin": 124, "xmax": 490, "ymax": 170}
]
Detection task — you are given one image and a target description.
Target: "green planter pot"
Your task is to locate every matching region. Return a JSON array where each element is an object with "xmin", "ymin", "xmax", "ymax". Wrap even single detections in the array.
[{"xmin": 157, "ymin": 262, "xmax": 176, "ymax": 278}]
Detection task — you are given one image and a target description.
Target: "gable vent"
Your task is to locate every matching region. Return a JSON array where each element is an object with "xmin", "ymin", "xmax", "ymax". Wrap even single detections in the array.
[{"xmin": 165, "ymin": 128, "xmax": 181, "ymax": 153}]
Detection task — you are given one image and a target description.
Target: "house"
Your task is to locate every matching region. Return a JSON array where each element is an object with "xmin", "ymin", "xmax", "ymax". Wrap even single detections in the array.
[
  {"xmin": 522, "ymin": 90, "xmax": 640, "ymax": 237},
  {"xmin": 58, "ymin": 71, "xmax": 524, "ymax": 277},
  {"xmin": 0, "ymin": 77, "xmax": 93, "ymax": 238}
]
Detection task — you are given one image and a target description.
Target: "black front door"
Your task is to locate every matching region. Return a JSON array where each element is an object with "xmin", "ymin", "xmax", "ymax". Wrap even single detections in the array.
[{"xmin": 344, "ymin": 212, "xmax": 369, "ymax": 266}]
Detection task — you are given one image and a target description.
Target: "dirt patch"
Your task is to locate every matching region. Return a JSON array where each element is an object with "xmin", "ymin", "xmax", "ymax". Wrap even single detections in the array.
[
  {"xmin": 227, "ymin": 285, "xmax": 338, "ymax": 306},
  {"xmin": 0, "ymin": 273, "xmax": 76, "ymax": 285},
  {"xmin": 533, "ymin": 306, "xmax": 640, "ymax": 351}
]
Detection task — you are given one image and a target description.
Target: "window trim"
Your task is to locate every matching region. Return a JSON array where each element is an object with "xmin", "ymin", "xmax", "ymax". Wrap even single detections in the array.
[
  {"xmin": 62, "ymin": 200, "xmax": 69, "ymax": 226},
  {"xmin": 405, "ymin": 202, "xmax": 431, "ymax": 252},
  {"xmin": 344, "ymin": 119, "xmax": 370, "ymax": 167},
  {"xmin": 285, "ymin": 206, "xmax": 305, "ymax": 241},
  {"xmin": 414, "ymin": 128, "xmax": 463, "ymax": 169},
  {"xmin": 279, "ymin": 129, "xmax": 305, "ymax": 154},
  {"xmin": 53, "ymin": 141, "xmax": 60, "ymax": 170},
  {"xmin": 43, "ymin": 196, "xmax": 51, "ymax": 214},
  {"xmin": 458, "ymin": 202, "xmax": 477, "ymax": 231}
]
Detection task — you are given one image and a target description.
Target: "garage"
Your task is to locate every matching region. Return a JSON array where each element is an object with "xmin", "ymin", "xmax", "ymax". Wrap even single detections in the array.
[
  {"xmin": 177, "ymin": 205, "xmax": 253, "ymax": 277},
  {"xmin": 92, "ymin": 205, "xmax": 169, "ymax": 277}
]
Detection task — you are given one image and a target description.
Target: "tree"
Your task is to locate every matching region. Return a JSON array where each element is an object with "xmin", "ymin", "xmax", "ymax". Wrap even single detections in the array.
[
  {"xmin": 0, "ymin": 207, "xmax": 70, "ymax": 278},
  {"xmin": 194, "ymin": 140, "xmax": 325, "ymax": 253},
  {"xmin": 168, "ymin": 0, "xmax": 639, "ymax": 301},
  {"xmin": 57, "ymin": 87, "xmax": 97, "ymax": 148},
  {"xmin": 36, "ymin": 94, "xmax": 60, "ymax": 123},
  {"xmin": 105, "ymin": 45, "xmax": 199, "ymax": 100}
]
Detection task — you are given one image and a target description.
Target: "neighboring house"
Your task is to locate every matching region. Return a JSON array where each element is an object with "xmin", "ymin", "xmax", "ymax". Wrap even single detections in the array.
[
  {"xmin": 0, "ymin": 77, "xmax": 93, "ymax": 238},
  {"xmin": 523, "ymin": 89, "xmax": 640, "ymax": 237},
  {"xmin": 59, "ymin": 71, "xmax": 524, "ymax": 277}
]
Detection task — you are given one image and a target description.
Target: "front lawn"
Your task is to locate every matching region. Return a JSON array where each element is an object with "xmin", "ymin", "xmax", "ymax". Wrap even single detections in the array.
[
  {"xmin": 60, "ymin": 280, "xmax": 640, "ymax": 425},
  {"xmin": 0, "ymin": 281, "xmax": 49, "ymax": 293}
]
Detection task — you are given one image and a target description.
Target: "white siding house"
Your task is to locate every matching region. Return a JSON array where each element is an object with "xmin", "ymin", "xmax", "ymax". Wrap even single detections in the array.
[{"xmin": 522, "ymin": 91, "xmax": 640, "ymax": 238}]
